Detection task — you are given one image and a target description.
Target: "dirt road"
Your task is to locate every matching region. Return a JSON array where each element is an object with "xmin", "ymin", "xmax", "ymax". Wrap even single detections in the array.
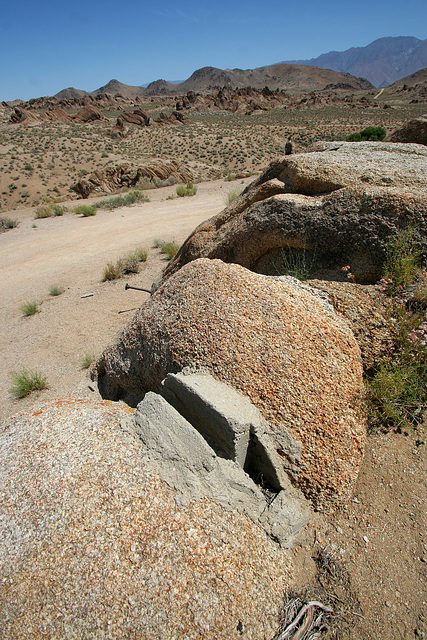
[{"xmin": 0, "ymin": 178, "xmax": 250, "ymax": 421}]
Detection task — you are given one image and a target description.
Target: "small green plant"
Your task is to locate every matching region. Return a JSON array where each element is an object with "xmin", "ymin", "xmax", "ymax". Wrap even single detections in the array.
[
  {"xmin": 346, "ymin": 126, "xmax": 386, "ymax": 142},
  {"xmin": 75, "ymin": 204, "xmax": 97, "ymax": 217},
  {"xmin": 176, "ymin": 182, "xmax": 197, "ymax": 197},
  {"xmin": 81, "ymin": 354, "xmax": 95, "ymax": 369},
  {"xmin": 0, "ymin": 217, "xmax": 18, "ymax": 232},
  {"xmin": 49, "ymin": 285, "xmax": 64, "ymax": 296},
  {"xmin": 9, "ymin": 369, "xmax": 47, "ymax": 398},
  {"xmin": 154, "ymin": 240, "xmax": 180, "ymax": 259},
  {"xmin": 224, "ymin": 188, "xmax": 241, "ymax": 205},
  {"xmin": 20, "ymin": 301, "xmax": 40, "ymax": 316},
  {"xmin": 383, "ymin": 223, "xmax": 421, "ymax": 288},
  {"xmin": 275, "ymin": 246, "xmax": 315, "ymax": 281}
]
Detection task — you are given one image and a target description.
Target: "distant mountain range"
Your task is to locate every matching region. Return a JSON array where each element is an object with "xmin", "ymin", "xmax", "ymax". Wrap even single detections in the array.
[
  {"xmin": 284, "ymin": 36, "xmax": 427, "ymax": 88},
  {"xmin": 53, "ymin": 36, "xmax": 427, "ymax": 100},
  {"xmin": 55, "ymin": 64, "xmax": 373, "ymax": 100}
]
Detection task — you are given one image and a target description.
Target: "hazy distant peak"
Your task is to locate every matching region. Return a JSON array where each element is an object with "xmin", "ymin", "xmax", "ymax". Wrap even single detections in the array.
[{"xmin": 284, "ymin": 36, "xmax": 427, "ymax": 87}]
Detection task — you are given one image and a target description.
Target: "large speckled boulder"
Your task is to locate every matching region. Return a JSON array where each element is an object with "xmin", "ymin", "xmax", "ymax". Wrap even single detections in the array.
[
  {"xmin": 162, "ymin": 142, "xmax": 427, "ymax": 284},
  {"xmin": 94, "ymin": 259, "xmax": 366, "ymax": 508},
  {"xmin": 0, "ymin": 398, "xmax": 293, "ymax": 639}
]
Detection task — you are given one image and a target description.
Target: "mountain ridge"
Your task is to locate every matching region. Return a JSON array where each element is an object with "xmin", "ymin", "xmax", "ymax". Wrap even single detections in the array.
[{"xmin": 284, "ymin": 36, "xmax": 427, "ymax": 87}]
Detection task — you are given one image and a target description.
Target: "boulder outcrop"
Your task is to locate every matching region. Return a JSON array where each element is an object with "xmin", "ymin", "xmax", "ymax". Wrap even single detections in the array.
[
  {"xmin": 387, "ymin": 115, "xmax": 427, "ymax": 145},
  {"xmin": 94, "ymin": 259, "xmax": 366, "ymax": 508},
  {"xmin": 163, "ymin": 142, "xmax": 427, "ymax": 284},
  {"xmin": 0, "ymin": 398, "xmax": 293, "ymax": 639},
  {"xmin": 73, "ymin": 105, "xmax": 103, "ymax": 122},
  {"xmin": 71, "ymin": 160, "xmax": 193, "ymax": 198}
]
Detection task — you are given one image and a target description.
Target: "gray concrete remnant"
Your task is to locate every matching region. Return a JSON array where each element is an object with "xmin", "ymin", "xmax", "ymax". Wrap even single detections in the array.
[
  {"xmin": 161, "ymin": 371, "xmax": 257, "ymax": 465},
  {"xmin": 161, "ymin": 371, "xmax": 291, "ymax": 492},
  {"xmin": 134, "ymin": 392, "xmax": 311, "ymax": 547}
]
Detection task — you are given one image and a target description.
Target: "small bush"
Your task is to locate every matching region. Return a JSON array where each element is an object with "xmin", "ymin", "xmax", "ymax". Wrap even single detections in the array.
[
  {"xmin": 35, "ymin": 203, "xmax": 66, "ymax": 218},
  {"xmin": 346, "ymin": 126, "xmax": 386, "ymax": 142},
  {"xmin": 224, "ymin": 188, "xmax": 241, "ymax": 205},
  {"xmin": 0, "ymin": 217, "xmax": 18, "ymax": 231},
  {"xmin": 20, "ymin": 301, "xmax": 40, "ymax": 316},
  {"xmin": 383, "ymin": 223, "xmax": 421, "ymax": 288},
  {"xmin": 154, "ymin": 240, "xmax": 180, "ymax": 259},
  {"xmin": 102, "ymin": 259, "xmax": 125, "ymax": 281},
  {"xmin": 49, "ymin": 285, "xmax": 64, "ymax": 296},
  {"xmin": 81, "ymin": 354, "xmax": 95, "ymax": 369},
  {"xmin": 9, "ymin": 369, "xmax": 47, "ymax": 398},
  {"xmin": 75, "ymin": 204, "xmax": 97, "ymax": 217},
  {"xmin": 176, "ymin": 182, "xmax": 197, "ymax": 197},
  {"xmin": 275, "ymin": 246, "xmax": 315, "ymax": 281}
]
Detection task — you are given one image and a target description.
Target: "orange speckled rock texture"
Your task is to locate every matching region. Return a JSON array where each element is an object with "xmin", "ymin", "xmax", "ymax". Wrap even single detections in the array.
[
  {"xmin": 95, "ymin": 259, "xmax": 366, "ymax": 508},
  {"xmin": 0, "ymin": 398, "xmax": 292, "ymax": 640}
]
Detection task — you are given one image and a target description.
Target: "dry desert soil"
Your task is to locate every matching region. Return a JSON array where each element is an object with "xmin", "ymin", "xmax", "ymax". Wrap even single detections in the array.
[{"xmin": 0, "ymin": 179, "xmax": 426, "ymax": 640}]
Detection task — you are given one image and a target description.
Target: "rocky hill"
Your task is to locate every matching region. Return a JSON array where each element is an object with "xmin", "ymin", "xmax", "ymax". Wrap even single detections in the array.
[{"xmin": 285, "ymin": 36, "xmax": 427, "ymax": 88}]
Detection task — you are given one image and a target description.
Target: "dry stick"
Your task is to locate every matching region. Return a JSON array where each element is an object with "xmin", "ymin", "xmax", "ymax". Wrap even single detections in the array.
[{"xmin": 276, "ymin": 601, "xmax": 334, "ymax": 640}]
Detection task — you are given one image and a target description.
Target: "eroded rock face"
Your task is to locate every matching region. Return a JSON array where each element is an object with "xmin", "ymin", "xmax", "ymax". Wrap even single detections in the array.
[
  {"xmin": 387, "ymin": 115, "xmax": 427, "ymax": 145},
  {"xmin": 0, "ymin": 398, "xmax": 293, "ymax": 639},
  {"xmin": 94, "ymin": 259, "xmax": 366, "ymax": 508},
  {"xmin": 71, "ymin": 160, "xmax": 193, "ymax": 198},
  {"xmin": 163, "ymin": 143, "xmax": 427, "ymax": 284}
]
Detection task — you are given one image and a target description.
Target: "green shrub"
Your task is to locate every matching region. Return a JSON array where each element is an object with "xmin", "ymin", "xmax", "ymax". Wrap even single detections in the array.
[
  {"xmin": 49, "ymin": 285, "xmax": 64, "ymax": 296},
  {"xmin": 75, "ymin": 204, "xmax": 97, "ymax": 217},
  {"xmin": 346, "ymin": 126, "xmax": 386, "ymax": 142},
  {"xmin": 0, "ymin": 216, "xmax": 18, "ymax": 231},
  {"xmin": 365, "ymin": 225, "xmax": 426, "ymax": 432},
  {"xmin": 20, "ymin": 301, "xmax": 40, "ymax": 316},
  {"xmin": 176, "ymin": 182, "xmax": 197, "ymax": 197},
  {"xmin": 9, "ymin": 369, "xmax": 47, "ymax": 398}
]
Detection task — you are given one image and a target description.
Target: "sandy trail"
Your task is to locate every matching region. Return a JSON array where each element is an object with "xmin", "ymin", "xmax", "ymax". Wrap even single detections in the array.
[{"xmin": 0, "ymin": 178, "xmax": 250, "ymax": 420}]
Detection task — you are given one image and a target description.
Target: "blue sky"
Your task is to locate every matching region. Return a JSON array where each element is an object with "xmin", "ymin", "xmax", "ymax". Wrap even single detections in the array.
[{"xmin": 1, "ymin": 0, "xmax": 426, "ymax": 101}]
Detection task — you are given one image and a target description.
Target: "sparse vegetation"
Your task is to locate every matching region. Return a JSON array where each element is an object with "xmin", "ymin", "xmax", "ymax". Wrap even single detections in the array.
[
  {"xmin": 9, "ymin": 369, "xmax": 47, "ymax": 398},
  {"xmin": 20, "ymin": 301, "xmax": 40, "ymax": 316},
  {"xmin": 102, "ymin": 246, "xmax": 148, "ymax": 281},
  {"xmin": 0, "ymin": 216, "xmax": 18, "ymax": 231},
  {"xmin": 96, "ymin": 190, "xmax": 149, "ymax": 210},
  {"xmin": 366, "ymin": 225, "xmax": 426, "ymax": 433},
  {"xmin": 176, "ymin": 182, "xmax": 197, "ymax": 197}
]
